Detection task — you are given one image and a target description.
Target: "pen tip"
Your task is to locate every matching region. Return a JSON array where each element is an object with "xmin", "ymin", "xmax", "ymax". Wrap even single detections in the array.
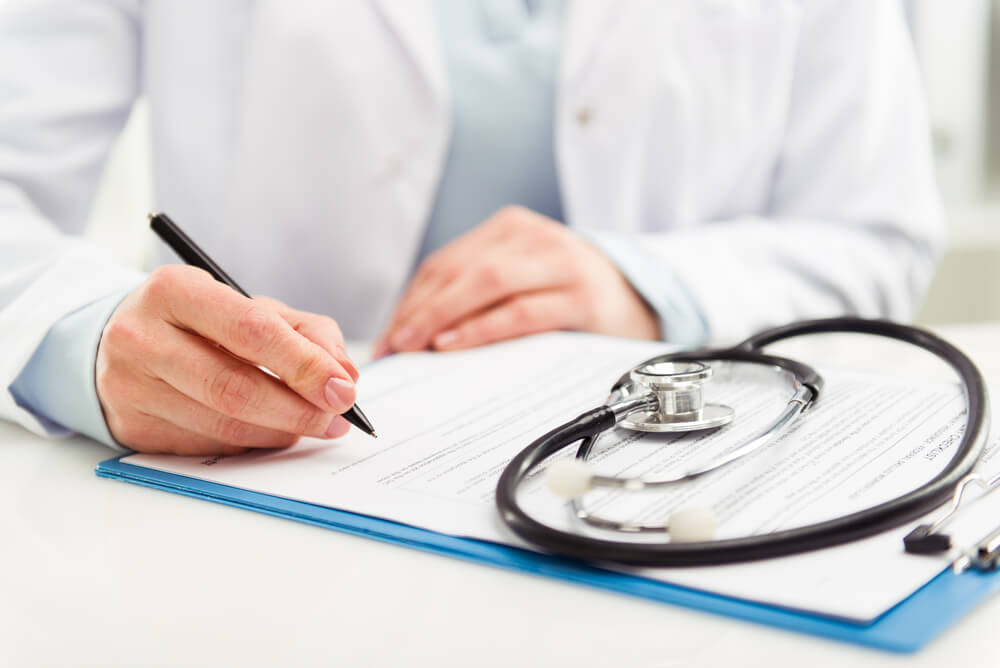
[{"xmin": 371, "ymin": 432, "xmax": 378, "ymax": 439}]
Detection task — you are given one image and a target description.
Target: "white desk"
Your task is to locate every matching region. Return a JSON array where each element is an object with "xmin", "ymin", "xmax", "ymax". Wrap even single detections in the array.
[{"xmin": 5, "ymin": 325, "xmax": 1000, "ymax": 667}]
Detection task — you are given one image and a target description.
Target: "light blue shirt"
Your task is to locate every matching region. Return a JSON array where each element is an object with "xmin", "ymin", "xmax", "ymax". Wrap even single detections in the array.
[
  {"xmin": 9, "ymin": 0, "xmax": 707, "ymax": 448},
  {"xmin": 419, "ymin": 0, "xmax": 564, "ymax": 259},
  {"xmin": 9, "ymin": 289, "xmax": 130, "ymax": 448}
]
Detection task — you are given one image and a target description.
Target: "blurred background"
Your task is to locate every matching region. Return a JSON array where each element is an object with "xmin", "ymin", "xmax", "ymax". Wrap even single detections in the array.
[{"xmin": 79, "ymin": 0, "xmax": 1000, "ymax": 325}]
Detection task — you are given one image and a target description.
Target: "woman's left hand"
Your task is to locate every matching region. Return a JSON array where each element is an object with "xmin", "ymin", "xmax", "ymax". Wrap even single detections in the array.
[{"xmin": 374, "ymin": 206, "xmax": 661, "ymax": 356}]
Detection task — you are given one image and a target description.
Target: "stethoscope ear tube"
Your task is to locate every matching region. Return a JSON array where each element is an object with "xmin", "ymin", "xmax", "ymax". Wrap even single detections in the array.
[
  {"xmin": 497, "ymin": 406, "xmax": 617, "ymax": 494},
  {"xmin": 494, "ymin": 317, "xmax": 991, "ymax": 567}
]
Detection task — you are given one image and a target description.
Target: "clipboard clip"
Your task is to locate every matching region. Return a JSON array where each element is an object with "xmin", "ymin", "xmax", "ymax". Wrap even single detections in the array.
[
  {"xmin": 903, "ymin": 472, "xmax": 1000, "ymax": 572},
  {"xmin": 951, "ymin": 525, "xmax": 1000, "ymax": 574}
]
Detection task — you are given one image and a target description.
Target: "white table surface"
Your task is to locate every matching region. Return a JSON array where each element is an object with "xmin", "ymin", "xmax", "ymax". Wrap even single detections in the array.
[{"xmin": 5, "ymin": 324, "xmax": 1000, "ymax": 667}]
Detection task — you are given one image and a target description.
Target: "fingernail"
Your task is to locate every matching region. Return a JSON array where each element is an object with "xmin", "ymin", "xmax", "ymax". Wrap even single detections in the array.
[
  {"xmin": 434, "ymin": 329, "xmax": 460, "ymax": 349},
  {"xmin": 333, "ymin": 350, "xmax": 359, "ymax": 381},
  {"xmin": 391, "ymin": 326, "xmax": 417, "ymax": 350},
  {"xmin": 341, "ymin": 359, "xmax": 359, "ymax": 381},
  {"xmin": 325, "ymin": 416, "xmax": 351, "ymax": 438},
  {"xmin": 324, "ymin": 377, "xmax": 355, "ymax": 410}
]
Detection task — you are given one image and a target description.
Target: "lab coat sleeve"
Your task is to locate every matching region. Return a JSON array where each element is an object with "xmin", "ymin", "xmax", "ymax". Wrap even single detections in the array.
[
  {"xmin": 643, "ymin": 0, "xmax": 945, "ymax": 345},
  {"xmin": 0, "ymin": 0, "xmax": 146, "ymax": 437}
]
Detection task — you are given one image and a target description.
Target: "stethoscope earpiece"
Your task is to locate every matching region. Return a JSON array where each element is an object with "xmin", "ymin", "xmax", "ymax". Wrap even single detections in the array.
[
  {"xmin": 545, "ymin": 458, "xmax": 594, "ymax": 499},
  {"xmin": 667, "ymin": 508, "xmax": 717, "ymax": 543},
  {"xmin": 545, "ymin": 457, "xmax": 717, "ymax": 541}
]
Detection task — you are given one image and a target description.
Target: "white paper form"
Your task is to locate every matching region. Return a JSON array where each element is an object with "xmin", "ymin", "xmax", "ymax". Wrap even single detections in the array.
[{"xmin": 123, "ymin": 332, "xmax": 1000, "ymax": 622}]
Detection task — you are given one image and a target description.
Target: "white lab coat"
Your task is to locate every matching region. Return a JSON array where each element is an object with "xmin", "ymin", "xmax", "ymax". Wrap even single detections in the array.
[{"xmin": 0, "ymin": 0, "xmax": 943, "ymax": 438}]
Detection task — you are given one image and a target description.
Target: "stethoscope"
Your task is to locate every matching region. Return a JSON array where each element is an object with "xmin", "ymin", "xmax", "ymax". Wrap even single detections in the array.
[{"xmin": 495, "ymin": 318, "xmax": 991, "ymax": 567}]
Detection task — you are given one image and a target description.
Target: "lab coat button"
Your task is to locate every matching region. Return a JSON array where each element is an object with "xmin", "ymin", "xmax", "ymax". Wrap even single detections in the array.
[{"xmin": 576, "ymin": 107, "xmax": 592, "ymax": 126}]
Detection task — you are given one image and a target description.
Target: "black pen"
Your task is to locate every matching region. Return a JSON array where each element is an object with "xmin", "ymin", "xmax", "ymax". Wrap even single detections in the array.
[{"xmin": 149, "ymin": 212, "xmax": 377, "ymax": 438}]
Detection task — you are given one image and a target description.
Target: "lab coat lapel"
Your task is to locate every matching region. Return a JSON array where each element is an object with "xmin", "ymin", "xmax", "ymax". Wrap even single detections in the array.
[
  {"xmin": 372, "ymin": 0, "xmax": 448, "ymax": 99},
  {"xmin": 373, "ymin": 0, "xmax": 617, "ymax": 104},
  {"xmin": 561, "ymin": 0, "xmax": 621, "ymax": 89},
  {"xmin": 222, "ymin": 1, "xmax": 449, "ymax": 336}
]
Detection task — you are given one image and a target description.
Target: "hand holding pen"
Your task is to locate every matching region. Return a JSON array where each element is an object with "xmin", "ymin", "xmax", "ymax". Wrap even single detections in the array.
[{"xmin": 93, "ymin": 212, "xmax": 374, "ymax": 455}]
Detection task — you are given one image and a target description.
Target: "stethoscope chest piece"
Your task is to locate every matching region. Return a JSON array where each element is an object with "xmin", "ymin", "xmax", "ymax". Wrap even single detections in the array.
[{"xmin": 619, "ymin": 360, "xmax": 735, "ymax": 433}]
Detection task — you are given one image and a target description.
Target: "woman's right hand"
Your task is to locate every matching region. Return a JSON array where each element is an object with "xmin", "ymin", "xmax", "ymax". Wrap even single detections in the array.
[{"xmin": 95, "ymin": 265, "xmax": 360, "ymax": 455}]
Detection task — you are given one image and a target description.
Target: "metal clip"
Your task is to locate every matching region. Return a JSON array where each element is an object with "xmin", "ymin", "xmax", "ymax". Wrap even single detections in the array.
[{"xmin": 904, "ymin": 472, "xmax": 1000, "ymax": 556}]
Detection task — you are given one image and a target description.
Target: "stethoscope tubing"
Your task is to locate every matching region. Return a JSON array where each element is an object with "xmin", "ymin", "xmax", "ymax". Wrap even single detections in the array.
[{"xmin": 495, "ymin": 317, "xmax": 990, "ymax": 567}]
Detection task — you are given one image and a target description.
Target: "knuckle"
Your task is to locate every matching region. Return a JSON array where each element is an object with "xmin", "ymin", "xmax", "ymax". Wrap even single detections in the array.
[
  {"xmin": 101, "ymin": 316, "xmax": 144, "ymax": 353},
  {"xmin": 507, "ymin": 298, "xmax": 534, "ymax": 325},
  {"xmin": 233, "ymin": 305, "xmax": 282, "ymax": 353},
  {"xmin": 291, "ymin": 405, "xmax": 324, "ymax": 436},
  {"xmin": 478, "ymin": 262, "xmax": 505, "ymax": 292},
  {"xmin": 319, "ymin": 316, "xmax": 344, "ymax": 344},
  {"xmin": 438, "ymin": 263, "xmax": 461, "ymax": 286},
  {"xmin": 290, "ymin": 347, "xmax": 328, "ymax": 388},
  {"xmin": 214, "ymin": 415, "xmax": 252, "ymax": 445},
  {"xmin": 420, "ymin": 302, "xmax": 446, "ymax": 329},
  {"xmin": 497, "ymin": 204, "xmax": 527, "ymax": 221},
  {"xmin": 152, "ymin": 263, "xmax": 188, "ymax": 281},
  {"xmin": 144, "ymin": 265, "xmax": 186, "ymax": 301},
  {"xmin": 207, "ymin": 366, "xmax": 257, "ymax": 416},
  {"xmin": 420, "ymin": 257, "xmax": 456, "ymax": 287},
  {"xmin": 417, "ymin": 253, "xmax": 444, "ymax": 280},
  {"xmin": 466, "ymin": 316, "xmax": 499, "ymax": 343}
]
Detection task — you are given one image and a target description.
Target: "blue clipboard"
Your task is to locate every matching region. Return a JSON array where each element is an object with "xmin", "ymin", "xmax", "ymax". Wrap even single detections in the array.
[{"xmin": 96, "ymin": 455, "xmax": 1000, "ymax": 653}]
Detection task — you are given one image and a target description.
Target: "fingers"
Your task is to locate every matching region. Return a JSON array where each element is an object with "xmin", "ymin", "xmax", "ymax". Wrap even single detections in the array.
[
  {"xmin": 374, "ymin": 218, "xmax": 511, "ymax": 355},
  {"xmin": 388, "ymin": 259, "xmax": 562, "ymax": 352},
  {"xmin": 101, "ymin": 340, "xmax": 352, "ymax": 453},
  {"xmin": 374, "ymin": 251, "xmax": 459, "ymax": 354},
  {"xmin": 150, "ymin": 327, "xmax": 353, "ymax": 439},
  {"xmin": 255, "ymin": 297, "xmax": 359, "ymax": 381},
  {"xmin": 430, "ymin": 291, "xmax": 582, "ymax": 351},
  {"xmin": 136, "ymin": 374, "xmax": 353, "ymax": 447},
  {"xmin": 98, "ymin": 368, "xmax": 277, "ymax": 455},
  {"xmin": 392, "ymin": 216, "xmax": 506, "ymax": 324},
  {"xmin": 371, "ymin": 258, "xmax": 451, "ymax": 357},
  {"xmin": 145, "ymin": 266, "xmax": 356, "ymax": 413},
  {"xmin": 110, "ymin": 411, "xmax": 262, "ymax": 456},
  {"xmin": 375, "ymin": 207, "xmax": 583, "ymax": 355}
]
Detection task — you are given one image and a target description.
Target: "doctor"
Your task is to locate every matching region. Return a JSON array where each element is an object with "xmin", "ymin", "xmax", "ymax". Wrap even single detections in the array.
[{"xmin": 0, "ymin": 1, "xmax": 942, "ymax": 455}]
